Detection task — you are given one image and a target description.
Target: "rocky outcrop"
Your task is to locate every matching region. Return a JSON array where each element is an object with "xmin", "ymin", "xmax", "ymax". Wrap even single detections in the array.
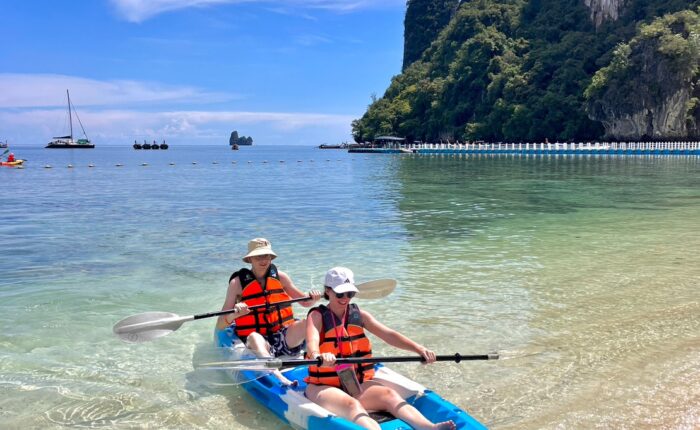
[
  {"xmin": 585, "ymin": 11, "xmax": 700, "ymax": 139},
  {"xmin": 583, "ymin": 0, "xmax": 626, "ymax": 27},
  {"xmin": 595, "ymin": 89, "xmax": 691, "ymax": 138}
]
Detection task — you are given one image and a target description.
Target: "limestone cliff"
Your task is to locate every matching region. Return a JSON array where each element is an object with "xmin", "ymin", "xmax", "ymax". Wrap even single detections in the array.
[
  {"xmin": 593, "ymin": 89, "xmax": 691, "ymax": 138},
  {"xmin": 583, "ymin": 0, "xmax": 627, "ymax": 27},
  {"xmin": 585, "ymin": 11, "xmax": 700, "ymax": 139}
]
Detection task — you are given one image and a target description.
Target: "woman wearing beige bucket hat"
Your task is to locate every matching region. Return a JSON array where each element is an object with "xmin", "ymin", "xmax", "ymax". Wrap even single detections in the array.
[{"xmin": 217, "ymin": 238, "xmax": 322, "ymax": 365}]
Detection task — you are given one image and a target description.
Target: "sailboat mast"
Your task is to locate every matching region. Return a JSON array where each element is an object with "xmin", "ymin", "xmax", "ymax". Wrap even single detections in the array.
[{"xmin": 67, "ymin": 89, "xmax": 73, "ymax": 140}]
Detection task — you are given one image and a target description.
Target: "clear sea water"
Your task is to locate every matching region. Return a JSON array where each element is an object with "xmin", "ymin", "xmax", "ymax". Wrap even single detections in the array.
[{"xmin": 1, "ymin": 145, "xmax": 699, "ymax": 429}]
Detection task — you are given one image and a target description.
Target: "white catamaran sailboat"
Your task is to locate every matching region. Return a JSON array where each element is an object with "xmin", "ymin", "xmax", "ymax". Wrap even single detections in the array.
[{"xmin": 46, "ymin": 90, "xmax": 94, "ymax": 149}]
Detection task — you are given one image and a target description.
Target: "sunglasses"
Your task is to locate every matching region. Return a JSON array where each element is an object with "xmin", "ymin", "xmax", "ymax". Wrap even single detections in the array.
[{"xmin": 325, "ymin": 287, "xmax": 356, "ymax": 299}]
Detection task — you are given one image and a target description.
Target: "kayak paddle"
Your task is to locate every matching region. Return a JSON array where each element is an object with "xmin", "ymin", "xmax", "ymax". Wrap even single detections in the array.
[
  {"xmin": 113, "ymin": 278, "xmax": 397, "ymax": 343},
  {"xmin": 354, "ymin": 278, "xmax": 396, "ymax": 299},
  {"xmin": 198, "ymin": 353, "xmax": 500, "ymax": 371}
]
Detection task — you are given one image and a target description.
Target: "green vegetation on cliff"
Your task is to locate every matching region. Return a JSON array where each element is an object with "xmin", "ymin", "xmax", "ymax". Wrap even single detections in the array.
[
  {"xmin": 353, "ymin": 0, "xmax": 700, "ymax": 142},
  {"xmin": 585, "ymin": 10, "xmax": 700, "ymax": 137},
  {"xmin": 403, "ymin": 0, "xmax": 460, "ymax": 69}
]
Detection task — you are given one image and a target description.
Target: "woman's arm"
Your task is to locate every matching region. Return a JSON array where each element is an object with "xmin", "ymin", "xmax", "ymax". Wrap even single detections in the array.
[
  {"xmin": 361, "ymin": 309, "xmax": 436, "ymax": 363},
  {"xmin": 216, "ymin": 277, "xmax": 247, "ymax": 329},
  {"xmin": 305, "ymin": 310, "xmax": 323, "ymax": 358},
  {"xmin": 306, "ymin": 310, "xmax": 336, "ymax": 366}
]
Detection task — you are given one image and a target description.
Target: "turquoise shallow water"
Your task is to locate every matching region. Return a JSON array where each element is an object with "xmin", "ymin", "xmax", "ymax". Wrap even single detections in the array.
[{"xmin": 1, "ymin": 146, "xmax": 699, "ymax": 429}]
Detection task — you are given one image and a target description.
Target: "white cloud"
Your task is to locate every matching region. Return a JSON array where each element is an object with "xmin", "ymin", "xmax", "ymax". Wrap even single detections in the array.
[
  {"xmin": 111, "ymin": 0, "xmax": 236, "ymax": 23},
  {"xmin": 0, "ymin": 73, "xmax": 232, "ymax": 108},
  {"xmin": 0, "ymin": 108, "xmax": 355, "ymax": 142},
  {"xmin": 294, "ymin": 34, "xmax": 333, "ymax": 46},
  {"xmin": 110, "ymin": 0, "xmax": 404, "ymax": 23},
  {"xmin": 0, "ymin": 73, "xmax": 357, "ymax": 145}
]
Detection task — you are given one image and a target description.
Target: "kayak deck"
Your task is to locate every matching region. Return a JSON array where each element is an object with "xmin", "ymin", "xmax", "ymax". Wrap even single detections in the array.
[{"xmin": 215, "ymin": 327, "xmax": 487, "ymax": 430}]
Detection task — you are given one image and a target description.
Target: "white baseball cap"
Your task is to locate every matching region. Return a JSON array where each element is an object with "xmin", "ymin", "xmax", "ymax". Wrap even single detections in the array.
[{"xmin": 324, "ymin": 267, "xmax": 359, "ymax": 294}]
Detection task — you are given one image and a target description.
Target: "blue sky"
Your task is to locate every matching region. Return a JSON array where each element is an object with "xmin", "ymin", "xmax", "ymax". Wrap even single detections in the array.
[{"xmin": 0, "ymin": 0, "xmax": 406, "ymax": 146}]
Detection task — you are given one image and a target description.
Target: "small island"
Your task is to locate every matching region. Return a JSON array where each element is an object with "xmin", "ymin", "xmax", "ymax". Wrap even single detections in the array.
[{"xmin": 230, "ymin": 130, "xmax": 253, "ymax": 148}]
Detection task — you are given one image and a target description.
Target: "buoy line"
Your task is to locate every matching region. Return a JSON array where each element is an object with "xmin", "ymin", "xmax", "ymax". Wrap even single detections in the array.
[{"xmin": 22, "ymin": 159, "xmax": 352, "ymax": 170}]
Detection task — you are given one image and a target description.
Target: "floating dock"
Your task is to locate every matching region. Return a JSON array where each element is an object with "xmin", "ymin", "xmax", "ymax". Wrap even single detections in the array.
[
  {"xmin": 409, "ymin": 141, "xmax": 700, "ymax": 155},
  {"xmin": 348, "ymin": 147, "xmax": 413, "ymax": 154}
]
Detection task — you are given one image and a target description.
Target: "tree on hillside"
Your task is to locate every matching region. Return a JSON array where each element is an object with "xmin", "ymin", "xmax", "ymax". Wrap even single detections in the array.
[{"xmin": 403, "ymin": 0, "xmax": 460, "ymax": 70}]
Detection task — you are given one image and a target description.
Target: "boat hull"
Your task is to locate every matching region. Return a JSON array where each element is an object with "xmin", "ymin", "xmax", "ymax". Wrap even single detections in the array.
[
  {"xmin": 46, "ymin": 143, "xmax": 95, "ymax": 149},
  {"xmin": 1, "ymin": 160, "xmax": 24, "ymax": 166},
  {"xmin": 215, "ymin": 327, "xmax": 487, "ymax": 430}
]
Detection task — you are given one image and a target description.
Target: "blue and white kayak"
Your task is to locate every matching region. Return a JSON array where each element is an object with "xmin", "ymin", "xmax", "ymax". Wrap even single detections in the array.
[{"xmin": 215, "ymin": 326, "xmax": 488, "ymax": 430}]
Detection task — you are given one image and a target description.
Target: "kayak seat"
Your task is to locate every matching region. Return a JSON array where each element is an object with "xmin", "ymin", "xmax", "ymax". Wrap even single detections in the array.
[{"xmin": 368, "ymin": 410, "xmax": 395, "ymax": 423}]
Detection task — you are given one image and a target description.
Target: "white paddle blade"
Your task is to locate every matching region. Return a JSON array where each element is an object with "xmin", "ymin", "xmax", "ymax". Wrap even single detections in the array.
[
  {"xmin": 356, "ymin": 279, "xmax": 397, "ymax": 299},
  {"xmin": 191, "ymin": 352, "xmax": 270, "ymax": 386},
  {"xmin": 191, "ymin": 366, "xmax": 269, "ymax": 386},
  {"xmin": 112, "ymin": 312, "xmax": 192, "ymax": 343},
  {"xmin": 196, "ymin": 358, "xmax": 284, "ymax": 371}
]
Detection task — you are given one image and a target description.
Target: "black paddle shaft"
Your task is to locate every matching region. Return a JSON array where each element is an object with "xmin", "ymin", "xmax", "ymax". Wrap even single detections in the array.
[
  {"xmin": 193, "ymin": 296, "xmax": 310, "ymax": 320},
  {"xmin": 278, "ymin": 353, "xmax": 499, "ymax": 368}
]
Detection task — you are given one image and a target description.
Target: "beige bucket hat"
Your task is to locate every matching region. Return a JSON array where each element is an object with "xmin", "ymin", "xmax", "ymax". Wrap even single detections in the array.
[{"xmin": 242, "ymin": 238, "xmax": 277, "ymax": 263}]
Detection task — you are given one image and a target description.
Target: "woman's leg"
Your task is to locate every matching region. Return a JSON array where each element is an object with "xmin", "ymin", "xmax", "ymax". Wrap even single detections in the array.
[
  {"xmin": 282, "ymin": 319, "xmax": 306, "ymax": 349},
  {"xmin": 245, "ymin": 332, "xmax": 271, "ymax": 357},
  {"xmin": 245, "ymin": 333, "xmax": 293, "ymax": 385},
  {"xmin": 357, "ymin": 383, "xmax": 455, "ymax": 430},
  {"xmin": 306, "ymin": 384, "xmax": 380, "ymax": 430}
]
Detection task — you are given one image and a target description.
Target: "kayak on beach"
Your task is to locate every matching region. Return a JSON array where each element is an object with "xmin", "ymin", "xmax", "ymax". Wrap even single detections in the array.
[{"xmin": 214, "ymin": 326, "xmax": 489, "ymax": 430}]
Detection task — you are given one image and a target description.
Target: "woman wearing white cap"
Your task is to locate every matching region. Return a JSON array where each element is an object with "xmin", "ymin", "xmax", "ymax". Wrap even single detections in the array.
[
  {"xmin": 218, "ymin": 238, "xmax": 321, "ymax": 363},
  {"xmin": 304, "ymin": 267, "xmax": 455, "ymax": 430}
]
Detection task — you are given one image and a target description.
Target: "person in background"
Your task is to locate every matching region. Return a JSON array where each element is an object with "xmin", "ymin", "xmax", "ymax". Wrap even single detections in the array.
[
  {"xmin": 7, "ymin": 153, "xmax": 15, "ymax": 162},
  {"xmin": 218, "ymin": 238, "xmax": 321, "ymax": 362},
  {"xmin": 304, "ymin": 267, "xmax": 456, "ymax": 430}
]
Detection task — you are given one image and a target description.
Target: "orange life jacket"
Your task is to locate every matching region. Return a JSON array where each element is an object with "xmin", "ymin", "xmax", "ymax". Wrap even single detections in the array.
[
  {"xmin": 230, "ymin": 264, "xmax": 295, "ymax": 341},
  {"xmin": 305, "ymin": 304, "xmax": 374, "ymax": 387}
]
